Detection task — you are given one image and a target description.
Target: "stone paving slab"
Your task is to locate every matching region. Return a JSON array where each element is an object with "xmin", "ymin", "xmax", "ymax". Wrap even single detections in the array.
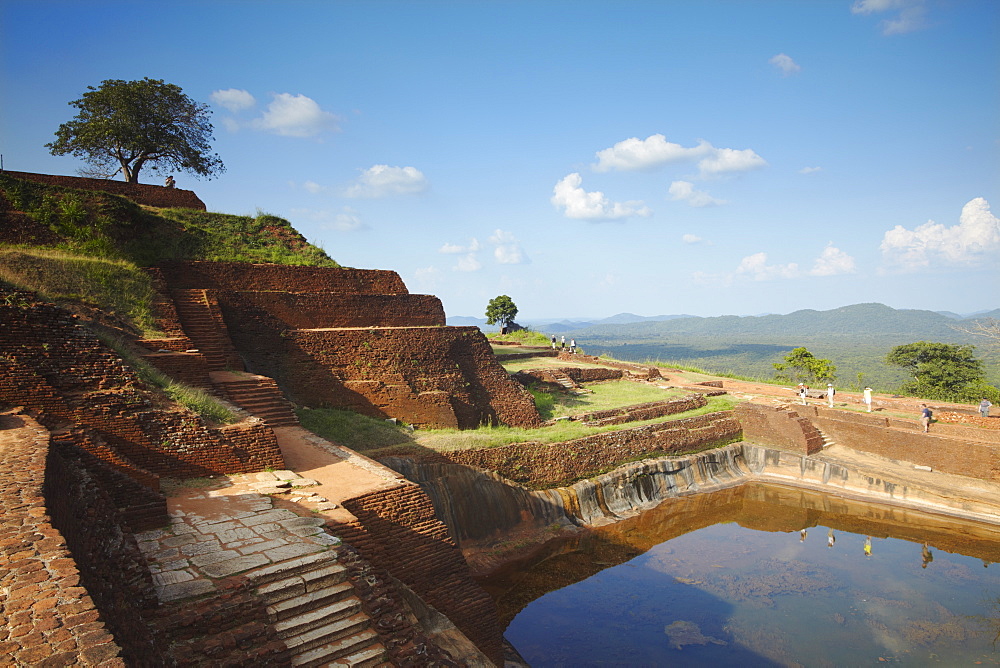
[
  {"xmin": 201, "ymin": 553, "xmax": 271, "ymax": 578},
  {"xmin": 145, "ymin": 470, "xmax": 347, "ymax": 605}
]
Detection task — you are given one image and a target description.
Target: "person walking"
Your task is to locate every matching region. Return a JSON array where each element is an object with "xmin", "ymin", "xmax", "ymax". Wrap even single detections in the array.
[
  {"xmin": 920, "ymin": 404, "xmax": 933, "ymax": 433},
  {"xmin": 826, "ymin": 383, "xmax": 836, "ymax": 408},
  {"xmin": 863, "ymin": 387, "xmax": 873, "ymax": 413},
  {"xmin": 551, "ymin": 335, "xmax": 557, "ymax": 350},
  {"xmin": 979, "ymin": 398, "xmax": 993, "ymax": 418},
  {"xmin": 798, "ymin": 383, "xmax": 809, "ymax": 405},
  {"xmin": 570, "ymin": 339, "xmax": 576, "ymax": 354},
  {"xmin": 560, "ymin": 335, "xmax": 566, "ymax": 351}
]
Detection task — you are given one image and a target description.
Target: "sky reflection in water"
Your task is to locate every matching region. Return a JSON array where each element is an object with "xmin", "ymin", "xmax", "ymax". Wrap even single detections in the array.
[{"xmin": 498, "ymin": 485, "xmax": 1000, "ymax": 666}]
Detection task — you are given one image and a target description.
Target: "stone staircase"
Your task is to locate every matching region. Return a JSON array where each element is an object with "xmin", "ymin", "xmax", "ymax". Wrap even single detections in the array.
[
  {"xmin": 814, "ymin": 426, "xmax": 837, "ymax": 449},
  {"xmin": 170, "ymin": 289, "xmax": 243, "ymax": 371},
  {"xmin": 547, "ymin": 369, "xmax": 587, "ymax": 395},
  {"xmin": 246, "ymin": 551, "xmax": 388, "ymax": 667},
  {"xmin": 212, "ymin": 373, "xmax": 300, "ymax": 427}
]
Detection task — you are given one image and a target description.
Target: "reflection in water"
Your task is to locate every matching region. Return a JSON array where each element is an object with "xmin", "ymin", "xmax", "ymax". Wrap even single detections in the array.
[{"xmin": 482, "ymin": 484, "xmax": 1000, "ymax": 666}]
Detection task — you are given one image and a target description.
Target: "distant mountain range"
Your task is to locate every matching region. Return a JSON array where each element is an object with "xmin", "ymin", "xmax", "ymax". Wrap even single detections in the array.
[
  {"xmin": 446, "ymin": 312, "xmax": 698, "ymax": 332},
  {"xmin": 447, "ymin": 304, "xmax": 999, "ymax": 337},
  {"xmin": 450, "ymin": 304, "xmax": 999, "ymax": 390}
]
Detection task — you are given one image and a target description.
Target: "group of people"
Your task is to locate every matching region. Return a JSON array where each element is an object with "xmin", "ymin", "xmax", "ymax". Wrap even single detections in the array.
[
  {"xmin": 550, "ymin": 335, "xmax": 576, "ymax": 354},
  {"xmin": 793, "ymin": 383, "xmax": 995, "ymax": 433},
  {"xmin": 796, "ymin": 382, "xmax": 838, "ymax": 408}
]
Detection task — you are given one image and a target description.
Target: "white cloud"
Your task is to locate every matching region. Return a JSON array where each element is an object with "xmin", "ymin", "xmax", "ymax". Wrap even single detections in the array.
[
  {"xmin": 592, "ymin": 134, "xmax": 767, "ymax": 177},
  {"xmin": 809, "ymin": 244, "xmax": 857, "ymax": 276},
  {"xmin": 851, "ymin": 0, "xmax": 927, "ymax": 34},
  {"xmin": 697, "ymin": 147, "xmax": 768, "ymax": 176},
  {"xmin": 250, "ymin": 93, "xmax": 341, "ymax": 137},
  {"xmin": 302, "ymin": 180, "xmax": 326, "ymax": 194},
  {"xmin": 344, "ymin": 165, "xmax": 428, "ymax": 198},
  {"xmin": 735, "ymin": 252, "xmax": 801, "ymax": 281},
  {"xmin": 880, "ymin": 197, "xmax": 1000, "ymax": 270},
  {"xmin": 682, "ymin": 234, "xmax": 703, "ymax": 244},
  {"xmin": 439, "ymin": 238, "xmax": 481, "ymax": 254},
  {"xmin": 455, "ymin": 254, "xmax": 482, "ymax": 272},
  {"xmin": 669, "ymin": 181, "xmax": 726, "ymax": 207},
  {"xmin": 489, "ymin": 229, "xmax": 528, "ymax": 265},
  {"xmin": 289, "ymin": 206, "xmax": 366, "ymax": 232},
  {"xmin": 210, "ymin": 88, "xmax": 256, "ymax": 112},
  {"xmin": 799, "ymin": 166, "xmax": 822, "ymax": 175},
  {"xmin": 593, "ymin": 135, "xmax": 710, "ymax": 172},
  {"xmin": 769, "ymin": 53, "xmax": 801, "ymax": 76},
  {"xmin": 551, "ymin": 173, "xmax": 651, "ymax": 220}
]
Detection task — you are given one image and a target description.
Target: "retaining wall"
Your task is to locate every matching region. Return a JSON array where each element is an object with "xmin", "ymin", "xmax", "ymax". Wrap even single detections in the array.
[
  {"xmin": 738, "ymin": 402, "xmax": 1000, "ymax": 482},
  {"xmin": 0, "ymin": 290, "xmax": 285, "ymax": 483},
  {"xmin": 1, "ymin": 170, "xmax": 206, "ymax": 209},
  {"xmin": 154, "ymin": 261, "xmax": 406, "ymax": 294},
  {"xmin": 227, "ymin": 291, "xmax": 445, "ymax": 329},
  {"xmin": 326, "ymin": 483, "xmax": 504, "ymax": 665},
  {"xmin": 0, "ymin": 409, "xmax": 155, "ymax": 666},
  {"xmin": 237, "ymin": 324, "xmax": 541, "ymax": 429},
  {"xmin": 434, "ymin": 411, "xmax": 741, "ymax": 488}
]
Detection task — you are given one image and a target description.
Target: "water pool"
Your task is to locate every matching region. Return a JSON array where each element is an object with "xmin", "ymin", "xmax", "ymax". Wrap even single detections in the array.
[{"xmin": 487, "ymin": 484, "xmax": 1000, "ymax": 666}]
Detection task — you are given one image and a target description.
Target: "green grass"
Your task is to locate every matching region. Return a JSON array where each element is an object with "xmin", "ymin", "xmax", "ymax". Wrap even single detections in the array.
[
  {"xmin": 0, "ymin": 248, "xmax": 162, "ymax": 335},
  {"xmin": 0, "ymin": 173, "xmax": 339, "ymax": 269},
  {"xmin": 543, "ymin": 381, "xmax": 685, "ymax": 419},
  {"xmin": 295, "ymin": 407, "xmax": 414, "ymax": 452},
  {"xmin": 411, "ymin": 394, "xmax": 736, "ymax": 453},
  {"xmin": 0, "ymin": 174, "xmax": 341, "ymax": 335},
  {"xmin": 486, "ymin": 328, "xmax": 552, "ymax": 347},
  {"xmin": 89, "ymin": 327, "xmax": 238, "ymax": 424}
]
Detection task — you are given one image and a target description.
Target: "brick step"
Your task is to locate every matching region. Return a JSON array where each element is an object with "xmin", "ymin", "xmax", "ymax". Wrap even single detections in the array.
[
  {"xmin": 274, "ymin": 597, "xmax": 362, "ymax": 639},
  {"xmin": 281, "ymin": 610, "xmax": 369, "ymax": 655},
  {"xmin": 290, "ymin": 629, "xmax": 385, "ymax": 668},
  {"xmin": 256, "ymin": 563, "xmax": 349, "ymax": 605},
  {"xmin": 268, "ymin": 582, "xmax": 355, "ymax": 622},
  {"xmin": 247, "ymin": 551, "xmax": 340, "ymax": 587}
]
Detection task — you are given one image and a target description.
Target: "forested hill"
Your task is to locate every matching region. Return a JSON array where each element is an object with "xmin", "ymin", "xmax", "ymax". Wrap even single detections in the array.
[
  {"xmin": 565, "ymin": 303, "xmax": 1000, "ymax": 392},
  {"xmin": 566, "ymin": 303, "xmax": 1000, "ymax": 342}
]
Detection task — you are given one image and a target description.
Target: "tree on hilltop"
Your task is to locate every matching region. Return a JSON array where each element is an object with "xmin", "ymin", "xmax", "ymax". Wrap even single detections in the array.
[
  {"xmin": 485, "ymin": 295, "xmax": 518, "ymax": 335},
  {"xmin": 47, "ymin": 78, "xmax": 224, "ymax": 184},
  {"xmin": 773, "ymin": 347, "xmax": 837, "ymax": 384}
]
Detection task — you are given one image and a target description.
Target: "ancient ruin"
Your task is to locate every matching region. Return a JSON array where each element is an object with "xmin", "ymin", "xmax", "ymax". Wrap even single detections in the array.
[{"xmin": 2, "ymin": 173, "xmax": 999, "ymax": 666}]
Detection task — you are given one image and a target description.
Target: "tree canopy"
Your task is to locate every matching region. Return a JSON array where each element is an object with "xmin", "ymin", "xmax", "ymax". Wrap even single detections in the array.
[
  {"xmin": 885, "ymin": 341, "xmax": 990, "ymax": 401},
  {"xmin": 773, "ymin": 347, "xmax": 837, "ymax": 384},
  {"xmin": 47, "ymin": 78, "xmax": 224, "ymax": 184},
  {"xmin": 485, "ymin": 295, "xmax": 518, "ymax": 332}
]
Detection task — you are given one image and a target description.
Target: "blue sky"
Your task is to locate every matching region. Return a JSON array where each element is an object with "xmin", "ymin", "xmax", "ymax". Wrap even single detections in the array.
[{"xmin": 2, "ymin": 0, "xmax": 998, "ymax": 319}]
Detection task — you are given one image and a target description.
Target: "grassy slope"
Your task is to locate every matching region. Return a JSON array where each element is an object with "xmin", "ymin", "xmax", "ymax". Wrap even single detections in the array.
[{"xmin": 0, "ymin": 173, "xmax": 338, "ymax": 336}]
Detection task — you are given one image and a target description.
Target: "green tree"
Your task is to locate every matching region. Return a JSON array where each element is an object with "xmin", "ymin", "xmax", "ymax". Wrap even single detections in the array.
[
  {"xmin": 485, "ymin": 295, "xmax": 518, "ymax": 333},
  {"xmin": 886, "ymin": 341, "xmax": 987, "ymax": 400},
  {"xmin": 773, "ymin": 347, "xmax": 837, "ymax": 384},
  {"xmin": 47, "ymin": 78, "xmax": 224, "ymax": 184}
]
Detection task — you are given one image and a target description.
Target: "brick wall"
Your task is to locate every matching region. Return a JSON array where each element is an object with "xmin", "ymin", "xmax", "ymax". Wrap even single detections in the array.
[
  {"xmin": 804, "ymin": 405, "xmax": 1000, "ymax": 480},
  {"xmin": 573, "ymin": 394, "xmax": 707, "ymax": 427},
  {"xmin": 227, "ymin": 290, "xmax": 445, "ymax": 329},
  {"xmin": 2, "ymin": 170, "xmax": 206, "ymax": 209},
  {"xmin": 0, "ymin": 408, "xmax": 157, "ymax": 666},
  {"xmin": 735, "ymin": 403, "xmax": 825, "ymax": 455},
  {"xmin": 327, "ymin": 483, "xmax": 504, "ymax": 664},
  {"xmin": 0, "ymin": 289, "xmax": 285, "ymax": 482},
  {"xmin": 737, "ymin": 402, "xmax": 1000, "ymax": 481},
  {"xmin": 234, "ymin": 323, "xmax": 541, "ymax": 429},
  {"xmin": 561, "ymin": 353, "xmax": 664, "ymax": 379},
  {"xmin": 436, "ymin": 411, "xmax": 742, "ymax": 488},
  {"xmin": 154, "ymin": 261, "xmax": 407, "ymax": 294}
]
